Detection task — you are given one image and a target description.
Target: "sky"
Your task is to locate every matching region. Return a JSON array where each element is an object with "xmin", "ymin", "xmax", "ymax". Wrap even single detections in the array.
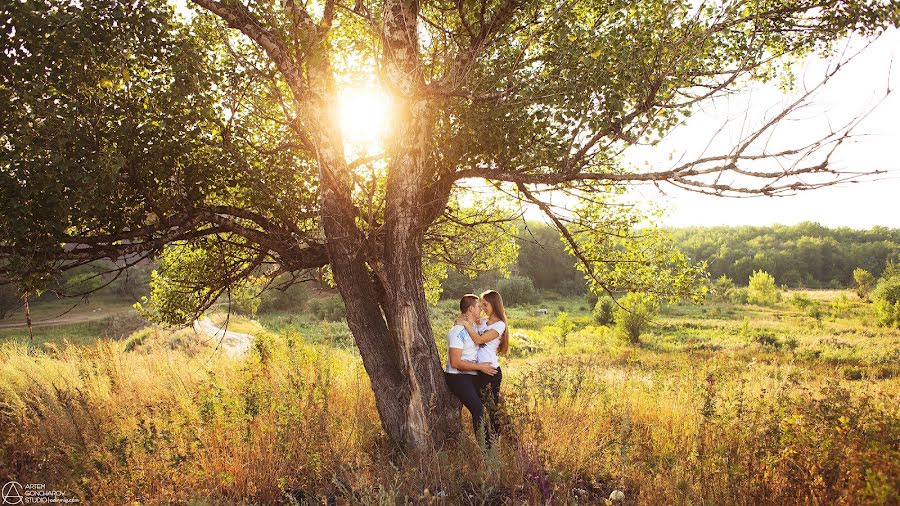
[{"xmin": 630, "ymin": 29, "xmax": 900, "ymax": 229}]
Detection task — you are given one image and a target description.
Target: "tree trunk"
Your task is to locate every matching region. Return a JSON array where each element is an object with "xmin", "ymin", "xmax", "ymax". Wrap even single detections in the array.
[
  {"xmin": 307, "ymin": 91, "xmax": 459, "ymax": 452},
  {"xmin": 377, "ymin": 86, "xmax": 462, "ymax": 448},
  {"xmin": 319, "ymin": 157, "xmax": 461, "ymax": 449},
  {"xmin": 297, "ymin": 0, "xmax": 461, "ymax": 450}
]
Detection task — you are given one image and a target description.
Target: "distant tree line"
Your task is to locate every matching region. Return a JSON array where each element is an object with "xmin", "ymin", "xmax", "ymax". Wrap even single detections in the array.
[
  {"xmin": 441, "ymin": 222, "xmax": 900, "ymax": 301},
  {"xmin": 670, "ymin": 223, "xmax": 900, "ymax": 288}
]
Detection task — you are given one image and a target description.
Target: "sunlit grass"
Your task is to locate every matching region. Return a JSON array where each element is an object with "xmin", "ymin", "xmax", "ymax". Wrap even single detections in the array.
[{"xmin": 0, "ymin": 293, "xmax": 897, "ymax": 504}]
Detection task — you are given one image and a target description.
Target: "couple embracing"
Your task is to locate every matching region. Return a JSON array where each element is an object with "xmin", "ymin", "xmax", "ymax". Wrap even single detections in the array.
[{"xmin": 444, "ymin": 290, "xmax": 509, "ymax": 448}]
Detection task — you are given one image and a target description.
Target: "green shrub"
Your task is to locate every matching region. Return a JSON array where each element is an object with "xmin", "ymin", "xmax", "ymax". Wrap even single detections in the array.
[
  {"xmin": 842, "ymin": 367, "xmax": 864, "ymax": 381},
  {"xmin": 727, "ymin": 287, "xmax": 749, "ymax": 305},
  {"xmin": 101, "ymin": 312, "xmax": 149, "ymax": 340},
  {"xmin": 830, "ymin": 293, "xmax": 853, "ymax": 319},
  {"xmin": 0, "ymin": 284, "xmax": 19, "ymax": 319},
  {"xmin": 853, "ymin": 268, "xmax": 876, "ymax": 299},
  {"xmin": 789, "ymin": 292, "xmax": 813, "ymax": 311},
  {"xmin": 64, "ymin": 269, "xmax": 104, "ymax": 297},
  {"xmin": 807, "ymin": 301, "xmax": 824, "ymax": 322},
  {"xmin": 753, "ymin": 331, "xmax": 779, "ymax": 349},
  {"xmin": 747, "ymin": 270, "xmax": 780, "ymax": 306},
  {"xmin": 872, "ymin": 271, "xmax": 900, "ymax": 328},
  {"xmin": 497, "ymin": 275, "xmax": 538, "ymax": 305},
  {"xmin": 614, "ymin": 292, "xmax": 659, "ymax": 344},
  {"xmin": 711, "ymin": 275, "xmax": 735, "ymax": 302},
  {"xmin": 231, "ymin": 283, "xmax": 262, "ymax": 318},
  {"xmin": 508, "ymin": 332, "xmax": 545, "ymax": 357},
  {"xmin": 554, "ymin": 312, "xmax": 575, "ymax": 345},
  {"xmin": 593, "ymin": 296, "xmax": 615, "ymax": 325},
  {"xmin": 308, "ymin": 296, "xmax": 346, "ymax": 322}
]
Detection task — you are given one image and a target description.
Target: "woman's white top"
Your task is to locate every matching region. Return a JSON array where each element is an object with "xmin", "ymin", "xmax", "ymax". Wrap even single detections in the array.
[
  {"xmin": 475, "ymin": 318, "xmax": 506, "ymax": 368},
  {"xmin": 445, "ymin": 324, "xmax": 478, "ymax": 375}
]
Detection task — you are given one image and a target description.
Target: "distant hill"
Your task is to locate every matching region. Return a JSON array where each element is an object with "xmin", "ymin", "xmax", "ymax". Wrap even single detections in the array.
[{"xmin": 669, "ymin": 222, "xmax": 900, "ymax": 288}]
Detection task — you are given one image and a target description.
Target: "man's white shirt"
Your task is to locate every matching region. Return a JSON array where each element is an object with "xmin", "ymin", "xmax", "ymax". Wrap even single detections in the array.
[{"xmin": 445, "ymin": 324, "xmax": 478, "ymax": 375}]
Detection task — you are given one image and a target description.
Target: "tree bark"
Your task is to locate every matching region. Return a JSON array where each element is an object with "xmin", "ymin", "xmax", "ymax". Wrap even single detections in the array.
[{"xmin": 372, "ymin": 0, "xmax": 463, "ymax": 449}]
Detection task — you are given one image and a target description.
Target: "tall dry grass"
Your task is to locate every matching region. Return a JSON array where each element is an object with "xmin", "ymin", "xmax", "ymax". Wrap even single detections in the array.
[{"xmin": 0, "ymin": 317, "xmax": 897, "ymax": 505}]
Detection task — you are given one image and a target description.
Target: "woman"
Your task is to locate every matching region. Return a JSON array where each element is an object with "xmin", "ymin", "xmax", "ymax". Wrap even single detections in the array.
[
  {"xmin": 455, "ymin": 289, "xmax": 509, "ymax": 448},
  {"xmin": 445, "ymin": 294, "xmax": 498, "ymax": 442}
]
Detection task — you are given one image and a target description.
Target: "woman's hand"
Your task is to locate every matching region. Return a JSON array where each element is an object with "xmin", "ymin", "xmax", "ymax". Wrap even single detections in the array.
[
  {"xmin": 478, "ymin": 363, "xmax": 498, "ymax": 375},
  {"xmin": 454, "ymin": 316, "xmax": 468, "ymax": 326}
]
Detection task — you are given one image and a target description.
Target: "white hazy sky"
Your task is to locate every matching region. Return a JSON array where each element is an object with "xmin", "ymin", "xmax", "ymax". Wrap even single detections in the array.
[{"xmin": 630, "ymin": 29, "xmax": 900, "ymax": 229}]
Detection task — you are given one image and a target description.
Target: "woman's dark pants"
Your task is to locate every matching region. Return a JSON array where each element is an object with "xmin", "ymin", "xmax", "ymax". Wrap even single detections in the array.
[{"xmin": 477, "ymin": 366, "xmax": 502, "ymax": 448}]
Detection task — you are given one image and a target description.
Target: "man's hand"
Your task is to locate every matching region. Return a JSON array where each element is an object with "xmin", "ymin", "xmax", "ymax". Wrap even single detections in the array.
[{"xmin": 478, "ymin": 363, "xmax": 498, "ymax": 375}]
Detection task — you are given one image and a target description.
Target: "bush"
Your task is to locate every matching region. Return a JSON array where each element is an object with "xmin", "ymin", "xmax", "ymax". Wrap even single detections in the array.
[
  {"xmin": 554, "ymin": 312, "xmax": 575, "ymax": 345},
  {"xmin": 64, "ymin": 270, "xmax": 104, "ymax": 297},
  {"xmin": 614, "ymin": 292, "xmax": 658, "ymax": 344},
  {"xmin": 308, "ymin": 296, "xmax": 346, "ymax": 322},
  {"xmin": 853, "ymin": 268, "xmax": 876, "ymax": 300},
  {"xmin": 593, "ymin": 296, "xmax": 615, "ymax": 325},
  {"xmin": 747, "ymin": 270, "xmax": 780, "ymax": 306},
  {"xmin": 508, "ymin": 332, "xmax": 545, "ymax": 357},
  {"xmin": 231, "ymin": 283, "xmax": 262, "ymax": 318},
  {"xmin": 753, "ymin": 331, "xmax": 779, "ymax": 349},
  {"xmin": 727, "ymin": 287, "xmax": 749, "ymax": 305},
  {"xmin": 789, "ymin": 292, "xmax": 813, "ymax": 311},
  {"xmin": 830, "ymin": 293, "xmax": 853, "ymax": 319},
  {"xmin": 0, "ymin": 284, "xmax": 19, "ymax": 320},
  {"xmin": 711, "ymin": 275, "xmax": 735, "ymax": 302},
  {"xmin": 101, "ymin": 312, "xmax": 150, "ymax": 340},
  {"xmin": 497, "ymin": 275, "xmax": 538, "ymax": 305},
  {"xmin": 872, "ymin": 274, "xmax": 900, "ymax": 328},
  {"xmin": 807, "ymin": 301, "xmax": 824, "ymax": 322}
]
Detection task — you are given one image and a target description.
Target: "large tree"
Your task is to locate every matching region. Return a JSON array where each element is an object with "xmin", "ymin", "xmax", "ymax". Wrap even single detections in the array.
[{"xmin": 1, "ymin": 0, "xmax": 896, "ymax": 449}]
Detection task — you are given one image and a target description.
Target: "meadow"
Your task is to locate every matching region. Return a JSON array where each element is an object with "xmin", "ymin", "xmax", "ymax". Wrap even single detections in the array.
[{"xmin": 0, "ymin": 290, "xmax": 897, "ymax": 505}]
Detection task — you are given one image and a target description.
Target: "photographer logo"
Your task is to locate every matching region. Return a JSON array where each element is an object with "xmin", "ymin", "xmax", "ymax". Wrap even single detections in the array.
[
  {"xmin": 1, "ymin": 482, "xmax": 79, "ymax": 504},
  {"xmin": 1, "ymin": 482, "xmax": 23, "ymax": 505}
]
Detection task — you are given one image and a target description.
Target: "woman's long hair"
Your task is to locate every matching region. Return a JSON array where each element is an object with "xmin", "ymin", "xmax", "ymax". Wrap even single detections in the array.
[{"xmin": 480, "ymin": 290, "xmax": 509, "ymax": 354}]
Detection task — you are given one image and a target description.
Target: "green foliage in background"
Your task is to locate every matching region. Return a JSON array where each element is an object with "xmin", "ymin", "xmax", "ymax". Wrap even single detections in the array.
[
  {"xmin": 497, "ymin": 276, "xmax": 539, "ymax": 306},
  {"xmin": 853, "ymin": 268, "xmax": 876, "ymax": 300},
  {"xmin": 0, "ymin": 285, "xmax": 19, "ymax": 320},
  {"xmin": 711, "ymin": 275, "xmax": 736, "ymax": 302},
  {"xmin": 873, "ymin": 272, "xmax": 900, "ymax": 328},
  {"xmin": 517, "ymin": 224, "xmax": 585, "ymax": 295},
  {"xmin": 672, "ymin": 223, "xmax": 900, "ymax": 288},
  {"xmin": 569, "ymin": 201, "xmax": 708, "ymax": 304},
  {"xmin": 308, "ymin": 297, "xmax": 347, "ymax": 322},
  {"xmin": 136, "ymin": 240, "xmax": 260, "ymax": 326}
]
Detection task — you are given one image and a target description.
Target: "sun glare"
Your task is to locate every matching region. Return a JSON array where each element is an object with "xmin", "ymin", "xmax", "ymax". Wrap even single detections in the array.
[{"xmin": 336, "ymin": 86, "xmax": 392, "ymax": 148}]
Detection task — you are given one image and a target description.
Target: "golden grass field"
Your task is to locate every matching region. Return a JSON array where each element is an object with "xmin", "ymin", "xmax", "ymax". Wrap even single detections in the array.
[{"xmin": 0, "ymin": 290, "xmax": 897, "ymax": 505}]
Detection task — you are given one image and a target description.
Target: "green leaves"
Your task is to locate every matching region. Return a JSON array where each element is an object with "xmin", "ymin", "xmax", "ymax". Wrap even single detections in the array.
[
  {"xmin": 424, "ymin": 192, "xmax": 519, "ymax": 303},
  {"xmin": 1, "ymin": 0, "xmax": 227, "ymax": 278},
  {"xmin": 565, "ymin": 196, "xmax": 708, "ymax": 304},
  {"xmin": 136, "ymin": 237, "xmax": 263, "ymax": 326}
]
